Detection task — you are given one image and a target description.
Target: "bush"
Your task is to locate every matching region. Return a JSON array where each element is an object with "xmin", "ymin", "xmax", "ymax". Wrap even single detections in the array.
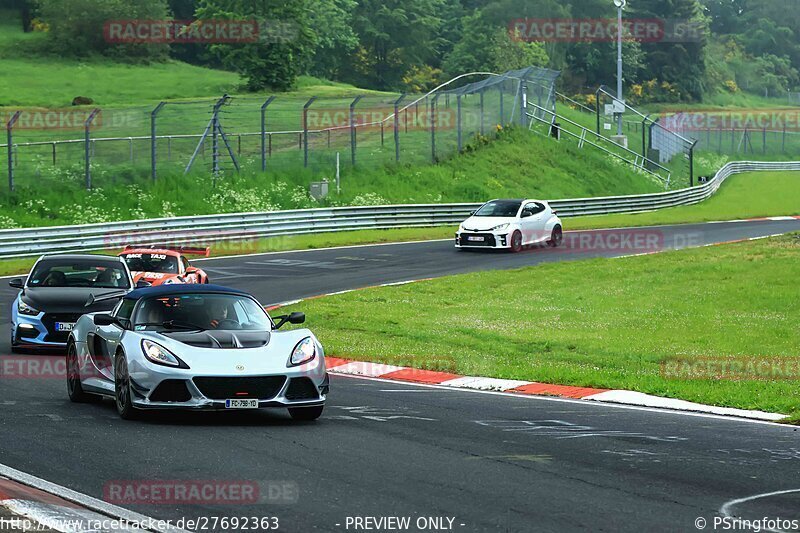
[{"xmin": 36, "ymin": 0, "xmax": 170, "ymax": 60}]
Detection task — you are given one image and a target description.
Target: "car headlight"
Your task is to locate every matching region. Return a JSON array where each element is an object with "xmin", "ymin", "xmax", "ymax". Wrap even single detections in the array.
[
  {"xmin": 490, "ymin": 223, "xmax": 509, "ymax": 231},
  {"xmin": 289, "ymin": 337, "xmax": 317, "ymax": 367},
  {"xmin": 17, "ymin": 300, "xmax": 39, "ymax": 316},
  {"xmin": 142, "ymin": 340, "xmax": 182, "ymax": 367}
]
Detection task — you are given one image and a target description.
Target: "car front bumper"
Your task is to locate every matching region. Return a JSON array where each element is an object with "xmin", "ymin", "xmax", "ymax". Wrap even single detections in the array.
[{"xmin": 454, "ymin": 232, "xmax": 510, "ymax": 249}]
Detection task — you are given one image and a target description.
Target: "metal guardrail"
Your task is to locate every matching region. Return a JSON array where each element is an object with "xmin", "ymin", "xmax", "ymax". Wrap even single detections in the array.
[{"xmin": 0, "ymin": 161, "xmax": 797, "ymax": 258}]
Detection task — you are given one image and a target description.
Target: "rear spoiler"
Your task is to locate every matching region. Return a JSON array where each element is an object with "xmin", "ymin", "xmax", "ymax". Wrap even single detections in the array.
[
  {"xmin": 85, "ymin": 290, "xmax": 128, "ymax": 307},
  {"xmin": 123, "ymin": 245, "xmax": 211, "ymax": 257}
]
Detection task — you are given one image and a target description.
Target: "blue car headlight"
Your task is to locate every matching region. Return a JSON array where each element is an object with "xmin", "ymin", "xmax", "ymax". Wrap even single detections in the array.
[
  {"xmin": 142, "ymin": 340, "xmax": 182, "ymax": 367},
  {"xmin": 17, "ymin": 300, "xmax": 39, "ymax": 316},
  {"xmin": 288, "ymin": 337, "xmax": 317, "ymax": 367}
]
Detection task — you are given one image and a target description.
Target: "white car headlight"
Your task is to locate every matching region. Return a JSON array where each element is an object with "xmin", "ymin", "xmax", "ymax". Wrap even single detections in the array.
[
  {"xmin": 490, "ymin": 223, "xmax": 509, "ymax": 231},
  {"xmin": 142, "ymin": 340, "xmax": 182, "ymax": 367},
  {"xmin": 289, "ymin": 337, "xmax": 317, "ymax": 367},
  {"xmin": 17, "ymin": 299, "xmax": 39, "ymax": 316}
]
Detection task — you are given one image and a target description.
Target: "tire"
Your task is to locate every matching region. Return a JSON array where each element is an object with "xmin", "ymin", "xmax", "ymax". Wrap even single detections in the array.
[
  {"xmin": 288, "ymin": 405, "xmax": 324, "ymax": 421},
  {"xmin": 510, "ymin": 230, "xmax": 523, "ymax": 253},
  {"xmin": 67, "ymin": 342, "xmax": 97, "ymax": 403},
  {"xmin": 548, "ymin": 225, "xmax": 563, "ymax": 248},
  {"xmin": 114, "ymin": 352, "xmax": 139, "ymax": 420}
]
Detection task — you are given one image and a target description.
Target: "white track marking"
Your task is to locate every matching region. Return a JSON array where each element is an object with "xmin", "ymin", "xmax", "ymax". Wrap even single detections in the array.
[
  {"xmin": 0, "ymin": 464, "xmax": 187, "ymax": 532},
  {"xmin": 719, "ymin": 488, "xmax": 800, "ymax": 533},
  {"xmin": 438, "ymin": 376, "xmax": 531, "ymax": 392},
  {"xmin": 585, "ymin": 390, "xmax": 785, "ymax": 421},
  {"xmin": 330, "ymin": 373, "xmax": 793, "ymax": 427}
]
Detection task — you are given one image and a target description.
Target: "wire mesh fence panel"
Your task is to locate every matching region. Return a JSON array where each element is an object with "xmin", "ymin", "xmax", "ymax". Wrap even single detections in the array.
[{"xmin": 1, "ymin": 66, "xmax": 562, "ymax": 194}]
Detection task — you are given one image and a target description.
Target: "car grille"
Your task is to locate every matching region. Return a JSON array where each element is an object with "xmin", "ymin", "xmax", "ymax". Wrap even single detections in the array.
[
  {"xmin": 193, "ymin": 376, "xmax": 287, "ymax": 400},
  {"xmin": 149, "ymin": 380, "xmax": 192, "ymax": 403},
  {"xmin": 284, "ymin": 378, "xmax": 320, "ymax": 401},
  {"xmin": 41, "ymin": 313, "xmax": 82, "ymax": 343},
  {"xmin": 459, "ymin": 233, "xmax": 496, "ymax": 247}
]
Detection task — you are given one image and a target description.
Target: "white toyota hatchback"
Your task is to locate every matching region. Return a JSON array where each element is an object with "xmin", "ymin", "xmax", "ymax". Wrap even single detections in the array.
[{"xmin": 455, "ymin": 199, "xmax": 563, "ymax": 252}]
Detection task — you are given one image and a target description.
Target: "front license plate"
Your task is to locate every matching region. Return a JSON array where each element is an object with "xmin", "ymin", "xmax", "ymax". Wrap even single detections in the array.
[
  {"xmin": 225, "ymin": 399, "xmax": 259, "ymax": 409},
  {"xmin": 55, "ymin": 322, "xmax": 75, "ymax": 332},
  {"xmin": 467, "ymin": 236, "xmax": 485, "ymax": 242}
]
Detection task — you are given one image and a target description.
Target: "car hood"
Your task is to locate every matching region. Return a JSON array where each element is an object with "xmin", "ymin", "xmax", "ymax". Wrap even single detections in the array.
[
  {"xmin": 132, "ymin": 272, "xmax": 180, "ymax": 285},
  {"xmin": 20, "ymin": 287, "xmax": 126, "ymax": 314},
  {"xmin": 461, "ymin": 216, "xmax": 515, "ymax": 231},
  {"xmin": 159, "ymin": 329, "xmax": 271, "ymax": 349}
]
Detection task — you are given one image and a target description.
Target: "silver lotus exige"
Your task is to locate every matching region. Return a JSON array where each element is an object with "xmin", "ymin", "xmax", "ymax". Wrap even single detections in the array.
[{"xmin": 66, "ymin": 284, "xmax": 328, "ymax": 421}]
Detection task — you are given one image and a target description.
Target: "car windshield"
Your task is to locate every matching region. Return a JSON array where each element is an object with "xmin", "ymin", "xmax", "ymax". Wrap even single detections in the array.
[
  {"xmin": 28, "ymin": 260, "xmax": 130, "ymax": 289},
  {"xmin": 133, "ymin": 293, "xmax": 271, "ymax": 332},
  {"xmin": 122, "ymin": 253, "xmax": 180, "ymax": 274},
  {"xmin": 473, "ymin": 200, "xmax": 522, "ymax": 217}
]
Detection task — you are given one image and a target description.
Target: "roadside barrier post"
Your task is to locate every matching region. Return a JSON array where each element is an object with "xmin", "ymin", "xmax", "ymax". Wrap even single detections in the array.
[
  {"xmin": 350, "ymin": 95, "xmax": 364, "ymax": 166},
  {"xmin": 150, "ymin": 102, "xmax": 166, "ymax": 182},
  {"xmin": 6, "ymin": 111, "xmax": 20, "ymax": 192},
  {"xmin": 457, "ymin": 94, "xmax": 462, "ymax": 152},
  {"xmin": 84, "ymin": 108, "xmax": 101, "ymax": 190},
  {"xmin": 303, "ymin": 97, "xmax": 317, "ymax": 168},
  {"xmin": 393, "ymin": 94, "xmax": 405, "ymax": 163}
]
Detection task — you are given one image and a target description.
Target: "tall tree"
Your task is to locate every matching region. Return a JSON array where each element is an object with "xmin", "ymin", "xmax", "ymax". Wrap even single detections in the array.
[
  {"xmin": 346, "ymin": 0, "xmax": 445, "ymax": 90},
  {"xmin": 307, "ymin": 0, "xmax": 359, "ymax": 80},
  {"xmin": 196, "ymin": 0, "xmax": 316, "ymax": 90}
]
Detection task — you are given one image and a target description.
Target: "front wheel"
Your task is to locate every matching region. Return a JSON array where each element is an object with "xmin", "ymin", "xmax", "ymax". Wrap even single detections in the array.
[
  {"xmin": 548, "ymin": 225, "xmax": 563, "ymax": 248},
  {"xmin": 288, "ymin": 405, "xmax": 324, "ymax": 421},
  {"xmin": 67, "ymin": 342, "xmax": 97, "ymax": 403},
  {"xmin": 114, "ymin": 352, "xmax": 139, "ymax": 420},
  {"xmin": 510, "ymin": 230, "xmax": 523, "ymax": 253}
]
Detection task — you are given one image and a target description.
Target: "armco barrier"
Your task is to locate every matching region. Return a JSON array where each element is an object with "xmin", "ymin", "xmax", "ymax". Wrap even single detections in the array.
[{"xmin": 0, "ymin": 161, "xmax": 797, "ymax": 258}]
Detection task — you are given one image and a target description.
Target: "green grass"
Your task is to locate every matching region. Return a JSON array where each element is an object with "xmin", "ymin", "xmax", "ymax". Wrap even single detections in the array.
[
  {"xmin": 568, "ymin": 170, "xmax": 800, "ymax": 229},
  {"xmin": 283, "ymin": 234, "xmax": 800, "ymax": 418},
  {"xmin": 0, "ymin": 128, "xmax": 662, "ymax": 228}
]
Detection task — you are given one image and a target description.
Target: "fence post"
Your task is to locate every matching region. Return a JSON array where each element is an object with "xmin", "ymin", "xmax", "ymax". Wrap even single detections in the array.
[
  {"xmin": 641, "ymin": 114, "xmax": 650, "ymax": 157},
  {"xmin": 151, "ymin": 102, "xmax": 166, "ymax": 182},
  {"xmin": 499, "ymin": 85, "xmax": 504, "ymax": 126},
  {"xmin": 84, "ymin": 108, "xmax": 101, "ymax": 190},
  {"xmin": 595, "ymin": 87, "xmax": 602, "ymax": 134},
  {"xmin": 260, "ymin": 96, "xmax": 275, "ymax": 172},
  {"xmin": 6, "ymin": 111, "xmax": 21, "ymax": 192},
  {"xmin": 393, "ymin": 94, "xmax": 405, "ymax": 163},
  {"xmin": 303, "ymin": 96, "xmax": 317, "ymax": 168},
  {"xmin": 479, "ymin": 89, "xmax": 485, "ymax": 136},
  {"xmin": 431, "ymin": 94, "xmax": 439, "ymax": 163},
  {"xmin": 762, "ymin": 127, "xmax": 767, "ymax": 155},
  {"xmin": 457, "ymin": 94, "xmax": 462, "ymax": 152},
  {"xmin": 350, "ymin": 95, "xmax": 364, "ymax": 166},
  {"xmin": 782, "ymin": 124, "xmax": 786, "ymax": 153},
  {"xmin": 689, "ymin": 141, "xmax": 697, "ymax": 187}
]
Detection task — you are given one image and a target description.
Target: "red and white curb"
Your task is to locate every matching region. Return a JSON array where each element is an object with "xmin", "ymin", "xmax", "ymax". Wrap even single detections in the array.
[
  {"xmin": 0, "ymin": 465, "xmax": 185, "ymax": 533},
  {"xmin": 323, "ymin": 357, "xmax": 787, "ymax": 422}
]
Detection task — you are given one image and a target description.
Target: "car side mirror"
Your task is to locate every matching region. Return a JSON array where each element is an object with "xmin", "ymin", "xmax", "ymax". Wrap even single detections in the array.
[
  {"xmin": 135, "ymin": 280, "xmax": 152, "ymax": 288},
  {"xmin": 94, "ymin": 314, "xmax": 120, "ymax": 327},
  {"xmin": 8, "ymin": 278, "xmax": 24, "ymax": 289},
  {"xmin": 521, "ymin": 212, "xmax": 530, "ymax": 218},
  {"xmin": 274, "ymin": 312, "xmax": 306, "ymax": 329},
  {"xmin": 185, "ymin": 267, "xmax": 198, "ymax": 274}
]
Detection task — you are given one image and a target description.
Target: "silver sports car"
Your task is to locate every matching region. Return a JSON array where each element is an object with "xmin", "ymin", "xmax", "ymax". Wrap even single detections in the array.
[{"xmin": 67, "ymin": 284, "xmax": 328, "ymax": 421}]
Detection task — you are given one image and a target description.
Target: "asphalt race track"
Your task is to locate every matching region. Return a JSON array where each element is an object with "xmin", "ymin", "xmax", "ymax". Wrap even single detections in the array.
[{"xmin": 1, "ymin": 219, "xmax": 799, "ymax": 532}]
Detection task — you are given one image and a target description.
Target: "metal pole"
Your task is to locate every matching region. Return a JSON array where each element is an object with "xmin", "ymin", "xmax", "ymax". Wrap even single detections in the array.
[
  {"xmin": 595, "ymin": 87, "xmax": 602, "ymax": 134},
  {"xmin": 151, "ymin": 102, "xmax": 166, "ymax": 182},
  {"xmin": 457, "ymin": 94, "xmax": 462, "ymax": 152},
  {"xmin": 616, "ymin": 4, "xmax": 624, "ymax": 136},
  {"xmin": 499, "ymin": 86, "xmax": 504, "ymax": 126},
  {"xmin": 480, "ymin": 90, "xmax": 485, "ymax": 136},
  {"xmin": 303, "ymin": 96, "xmax": 317, "ymax": 168},
  {"xmin": 393, "ymin": 94, "xmax": 404, "ymax": 163},
  {"xmin": 6, "ymin": 111, "xmax": 21, "ymax": 192},
  {"xmin": 641, "ymin": 114, "xmax": 650, "ymax": 157},
  {"xmin": 260, "ymin": 96, "xmax": 275, "ymax": 172},
  {"xmin": 350, "ymin": 95, "xmax": 364, "ymax": 166},
  {"xmin": 689, "ymin": 141, "xmax": 697, "ymax": 187},
  {"xmin": 84, "ymin": 108, "xmax": 101, "ymax": 190},
  {"xmin": 431, "ymin": 94, "xmax": 439, "ymax": 163}
]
